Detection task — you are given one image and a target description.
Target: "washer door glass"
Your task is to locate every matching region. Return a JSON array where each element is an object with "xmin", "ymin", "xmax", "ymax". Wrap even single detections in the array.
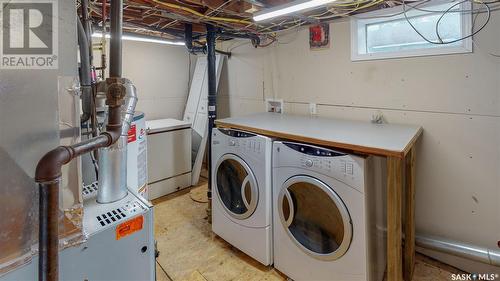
[
  {"xmin": 215, "ymin": 154, "xmax": 258, "ymax": 220},
  {"xmin": 279, "ymin": 176, "xmax": 352, "ymax": 261}
]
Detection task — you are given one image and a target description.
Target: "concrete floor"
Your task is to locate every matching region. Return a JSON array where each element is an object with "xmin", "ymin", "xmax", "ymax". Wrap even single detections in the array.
[{"xmin": 153, "ymin": 181, "xmax": 464, "ymax": 281}]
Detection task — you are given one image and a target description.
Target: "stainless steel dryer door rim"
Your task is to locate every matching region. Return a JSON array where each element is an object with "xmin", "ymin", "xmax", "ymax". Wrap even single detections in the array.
[
  {"xmin": 278, "ymin": 175, "xmax": 353, "ymax": 261},
  {"xmin": 215, "ymin": 153, "xmax": 259, "ymax": 220}
]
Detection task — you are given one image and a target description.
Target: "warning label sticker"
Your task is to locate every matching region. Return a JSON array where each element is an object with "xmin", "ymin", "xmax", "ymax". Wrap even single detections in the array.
[
  {"xmin": 127, "ymin": 124, "xmax": 137, "ymax": 143},
  {"xmin": 116, "ymin": 215, "xmax": 143, "ymax": 240}
]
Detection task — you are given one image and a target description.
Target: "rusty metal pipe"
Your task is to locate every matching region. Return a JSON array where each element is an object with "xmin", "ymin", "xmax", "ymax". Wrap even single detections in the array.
[
  {"xmin": 38, "ymin": 180, "xmax": 59, "ymax": 281},
  {"xmin": 35, "ymin": 129, "xmax": 118, "ymax": 281}
]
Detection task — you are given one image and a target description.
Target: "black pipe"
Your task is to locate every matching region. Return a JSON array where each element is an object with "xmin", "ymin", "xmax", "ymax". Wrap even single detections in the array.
[
  {"xmin": 109, "ymin": 0, "xmax": 123, "ymax": 78},
  {"xmin": 185, "ymin": 24, "xmax": 206, "ymax": 54},
  {"xmin": 81, "ymin": 0, "xmax": 93, "ymax": 64},
  {"xmin": 38, "ymin": 181, "xmax": 59, "ymax": 281},
  {"xmin": 77, "ymin": 18, "xmax": 92, "ymax": 124},
  {"xmin": 215, "ymin": 49, "xmax": 231, "ymax": 58},
  {"xmin": 206, "ymin": 24, "xmax": 217, "ymax": 222},
  {"xmin": 217, "ymin": 30, "xmax": 260, "ymax": 46},
  {"xmin": 185, "ymin": 24, "xmax": 193, "ymax": 49}
]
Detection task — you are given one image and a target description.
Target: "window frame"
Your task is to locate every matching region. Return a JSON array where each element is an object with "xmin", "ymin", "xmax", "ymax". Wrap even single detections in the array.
[{"xmin": 350, "ymin": 1, "xmax": 472, "ymax": 61}]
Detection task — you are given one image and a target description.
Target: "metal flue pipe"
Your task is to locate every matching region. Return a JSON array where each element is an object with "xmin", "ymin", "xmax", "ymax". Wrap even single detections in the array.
[
  {"xmin": 206, "ymin": 24, "xmax": 216, "ymax": 222},
  {"xmin": 97, "ymin": 79, "xmax": 137, "ymax": 203},
  {"xmin": 35, "ymin": 1, "xmax": 125, "ymax": 280}
]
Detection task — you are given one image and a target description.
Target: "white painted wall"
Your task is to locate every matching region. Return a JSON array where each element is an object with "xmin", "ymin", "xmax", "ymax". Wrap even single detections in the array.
[
  {"xmin": 98, "ymin": 40, "xmax": 192, "ymax": 120},
  {"xmin": 219, "ymin": 14, "xmax": 500, "ymax": 272},
  {"xmin": 217, "ymin": 41, "xmax": 276, "ymax": 118}
]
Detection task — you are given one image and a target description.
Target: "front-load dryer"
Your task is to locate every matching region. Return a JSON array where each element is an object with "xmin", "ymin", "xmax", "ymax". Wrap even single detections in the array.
[
  {"xmin": 272, "ymin": 141, "xmax": 386, "ymax": 281},
  {"xmin": 211, "ymin": 128, "xmax": 273, "ymax": 265}
]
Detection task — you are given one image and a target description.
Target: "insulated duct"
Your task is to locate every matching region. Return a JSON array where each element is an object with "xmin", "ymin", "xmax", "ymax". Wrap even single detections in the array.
[{"xmin": 416, "ymin": 235, "xmax": 500, "ymax": 267}]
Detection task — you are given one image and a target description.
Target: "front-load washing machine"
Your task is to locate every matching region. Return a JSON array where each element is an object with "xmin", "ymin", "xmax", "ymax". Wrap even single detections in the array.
[
  {"xmin": 211, "ymin": 128, "xmax": 273, "ymax": 265},
  {"xmin": 272, "ymin": 141, "xmax": 386, "ymax": 281}
]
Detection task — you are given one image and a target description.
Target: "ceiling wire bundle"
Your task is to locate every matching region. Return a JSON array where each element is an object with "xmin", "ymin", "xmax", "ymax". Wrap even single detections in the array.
[{"xmin": 85, "ymin": 0, "xmax": 499, "ymax": 53}]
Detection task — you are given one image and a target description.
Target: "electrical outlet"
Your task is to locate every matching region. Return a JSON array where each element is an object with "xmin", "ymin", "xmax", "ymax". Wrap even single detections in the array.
[
  {"xmin": 266, "ymin": 99, "xmax": 283, "ymax": 113},
  {"xmin": 309, "ymin": 103, "xmax": 317, "ymax": 116}
]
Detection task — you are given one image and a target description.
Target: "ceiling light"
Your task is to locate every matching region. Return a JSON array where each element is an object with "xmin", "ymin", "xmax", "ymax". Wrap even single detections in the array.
[
  {"xmin": 253, "ymin": 0, "xmax": 336, "ymax": 21},
  {"xmin": 92, "ymin": 32, "xmax": 185, "ymax": 46}
]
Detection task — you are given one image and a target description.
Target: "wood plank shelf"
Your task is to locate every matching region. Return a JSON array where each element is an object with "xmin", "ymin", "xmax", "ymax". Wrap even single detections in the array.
[{"xmin": 215, "ymin": 112, "xmax": 423, "ymax": 281}]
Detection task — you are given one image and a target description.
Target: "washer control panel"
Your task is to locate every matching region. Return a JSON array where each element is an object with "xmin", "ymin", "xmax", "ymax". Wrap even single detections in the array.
[
  {"xmin": 218, "ymin": 128, "xmax": 256, "ymax": 138},
  {"xmin": 213, "ymin": 128, "xmax": 264, "ymax": 154}
]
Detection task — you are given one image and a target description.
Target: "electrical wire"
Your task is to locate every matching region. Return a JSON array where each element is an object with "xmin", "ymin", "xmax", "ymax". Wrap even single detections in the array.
[
  {"xmin": 150, "ymin": 0, "xmax": 254, "ymax": 25},
  {"xmin": 90, "ymin": 0, "xmax": 499, "ymax": 49},
  {"xmin": 403, "ymin": 0, "xmax": 491, "ymax": 45}
]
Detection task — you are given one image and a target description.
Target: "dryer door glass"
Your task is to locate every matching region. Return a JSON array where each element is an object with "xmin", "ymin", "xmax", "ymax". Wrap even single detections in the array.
[
  {"xmin": 279, "ymin": 176, "xmax": 352, "ymax": 261},
  {"xmin": 215, "ymin": 154, "xmax": 258, "ymax": 220}
]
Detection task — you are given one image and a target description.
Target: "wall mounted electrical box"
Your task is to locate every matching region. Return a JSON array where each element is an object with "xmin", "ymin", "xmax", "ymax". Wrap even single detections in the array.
[{"xmin": 266, "ymin": 98, "xmax": 284, "ymax": 113}]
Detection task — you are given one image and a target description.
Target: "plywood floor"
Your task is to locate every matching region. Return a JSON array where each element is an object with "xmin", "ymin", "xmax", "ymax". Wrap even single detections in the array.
[{"xmin": 153, "ymin": 180, "xmax": 464, "ymax": 281}]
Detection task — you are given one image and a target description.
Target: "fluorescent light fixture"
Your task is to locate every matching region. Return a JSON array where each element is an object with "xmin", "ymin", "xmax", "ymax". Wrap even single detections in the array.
[
  {"xmin": 253, "ymin": 0, "xmax": 336, "ymax": 21},
  {"xmin": 92, "ymin": 32, "xmax": 185, "ymax": 46}
]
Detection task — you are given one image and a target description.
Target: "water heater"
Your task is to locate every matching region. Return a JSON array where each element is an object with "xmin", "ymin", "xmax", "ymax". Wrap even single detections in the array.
[{"xmin": 127, "ymin": 111, "xmax": 149, "ymax": 199}]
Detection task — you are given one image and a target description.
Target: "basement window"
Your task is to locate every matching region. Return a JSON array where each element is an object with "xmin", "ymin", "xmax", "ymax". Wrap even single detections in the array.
[{"xmin": 351, "ymin": 2, "xmax": 472, "ymax": 61}]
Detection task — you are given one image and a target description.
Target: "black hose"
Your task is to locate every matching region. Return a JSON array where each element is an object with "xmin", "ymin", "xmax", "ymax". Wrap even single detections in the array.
[
  {"xmin": 77, "ymin": 18, "xmax": 92, "ymax": 124},
  {"xmin": 81, "ymin": 0, "xmax": 93, "ymax": 64}
]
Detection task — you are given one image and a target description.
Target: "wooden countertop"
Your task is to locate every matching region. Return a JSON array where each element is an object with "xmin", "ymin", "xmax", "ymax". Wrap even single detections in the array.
[{"xmin": 215, "ymin": 112, "xmax": 422, "ymax": 158}]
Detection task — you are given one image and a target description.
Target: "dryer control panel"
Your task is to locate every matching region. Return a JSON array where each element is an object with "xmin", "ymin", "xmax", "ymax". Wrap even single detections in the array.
[{"xmin": 274, "ymin": 141, "xmax": 366, "ymax": 192}]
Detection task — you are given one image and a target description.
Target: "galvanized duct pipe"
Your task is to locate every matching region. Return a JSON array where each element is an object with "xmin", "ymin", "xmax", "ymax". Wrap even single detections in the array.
[
  {"xmin": 206, "ymin": 24, "xmax": 217, "ymax": 222},
  {"xmin": 77, "ymin": 18, "xmax": 92, "ymax": 124},
  {"xmin": 97, "ymin": 79, "xmax": 137, "ymax": 203},
  {"xmin": 416, "ymin": 235, "xmax": 500, "ymax": 267}
]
